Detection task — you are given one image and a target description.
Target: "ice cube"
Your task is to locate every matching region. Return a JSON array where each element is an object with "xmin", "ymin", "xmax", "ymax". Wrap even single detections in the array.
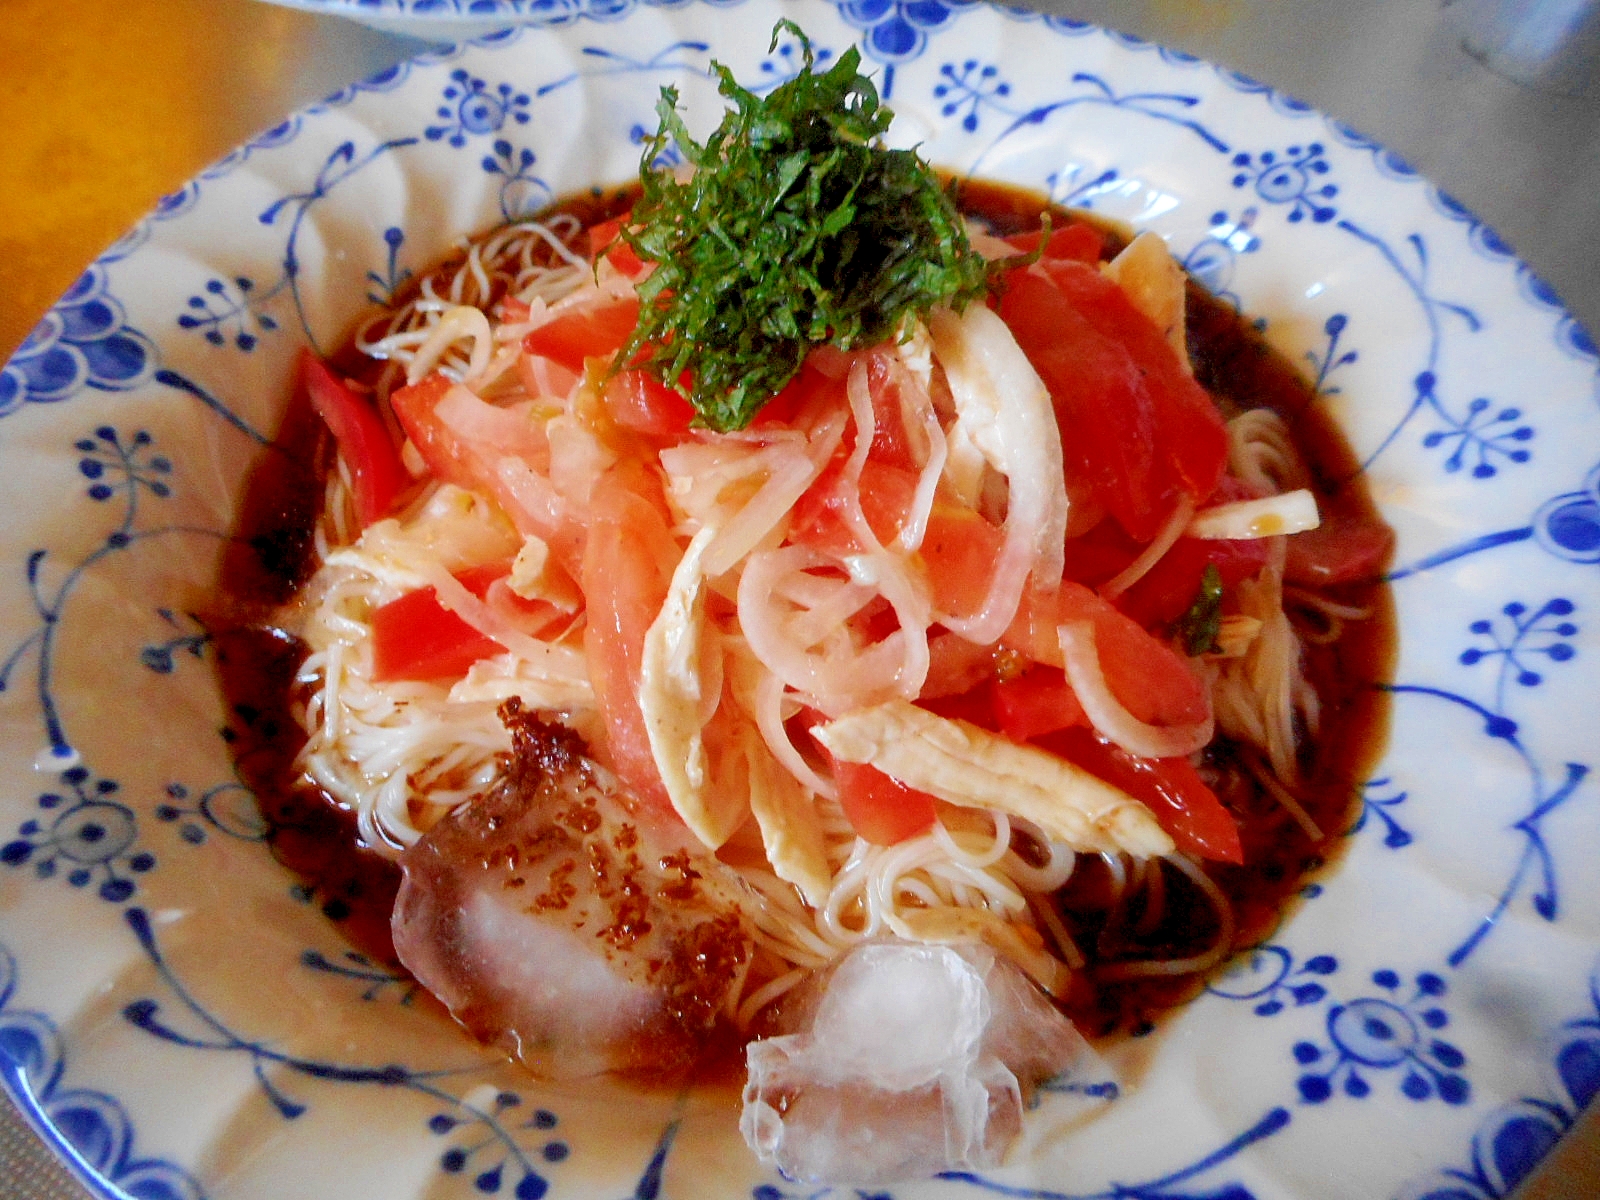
[{"xmin": 740, "ymin": 941, "xmax": 1094, "ymax": 1185}]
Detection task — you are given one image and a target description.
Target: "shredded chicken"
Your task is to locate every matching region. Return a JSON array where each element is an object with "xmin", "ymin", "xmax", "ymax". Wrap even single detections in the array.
[{"xmin": 812, "ymin": 700, "xmax": 1174, "ymax": 858}]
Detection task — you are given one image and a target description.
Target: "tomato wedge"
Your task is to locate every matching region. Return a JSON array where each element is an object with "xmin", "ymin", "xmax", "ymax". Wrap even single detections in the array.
[
  {"xmin": 861, "ymin": 352, "xmax": 920, "ymax": 470},
  {"xmin": 370, "ymin": 564, "xmax": 511, "ymax": 683},
  {"xmin": 1004, "ymin": 581, "xmax": 1208, "ymax": 728},
  {"xmin": 372, "ymin": 587, "xmax": 501, "ymax": 683},
  {"xmin": 919, "ymin": 500, "xmax": 1006, "ymax": 619},
  {"xmin": 1003, "ymin": 220, "xmax": 1104, "ymax": 264},
  {"xmin": 388, "ymin": 372, "xmax": 588, "ymax": 584},
  {"xmin": 1284, "ymin": 515, "xmax": 1395, "ymax": 586},
  {"xmin": 990, "ymin": 664, "xmax": 1088, "ymax": 742},
  {"xmin": 299, "ymin": 350, "xmax": 408, "ymax": 527},
  {"xmin": 1038, "ymin": 259, "xmax": 1229, "ymax": 503},
  {"xmin": 791, "ymin": 459, "xmax": 919, "ymax": 556},
  {"xmin": 1115, "ymin": 536, "xmax": 1273, "ymax": 629},
  {"xmin": 1000, "ymin": 271, "xmax": 1164, "ymax": 540},
  {"xmin": 602, "ymin": 368, "xmax": 695, "ymax": 438},
  {"xmin": 581, "ymin": 470, "xmax": 676, "ymax": 812},
  {"xmin": 586, "ymin": 214, "xmax": 646, "ymax": 278},
  {"xmin": 833, "ymin": 760, "xmax": 939, "ymax": 846},
  {"xmin": 389, "ymin": 373, "xmax": 477, "ymax": 490},
  {"xmin": 1041, "ymin": 727, "xmax": 1243, "ymax": 864},
  {"xmin": 522, "ymin": 295, "xmax": 641, "ymax": 374},
  {"xmin": 999, "ymin": 266, "xmax": 1228, "ymax": 542}
]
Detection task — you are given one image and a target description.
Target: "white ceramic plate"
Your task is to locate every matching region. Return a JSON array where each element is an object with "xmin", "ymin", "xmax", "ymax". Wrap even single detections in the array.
[{"xmin": 3, "ymin": 1, "xmax": 1599, "ymax": 1197}]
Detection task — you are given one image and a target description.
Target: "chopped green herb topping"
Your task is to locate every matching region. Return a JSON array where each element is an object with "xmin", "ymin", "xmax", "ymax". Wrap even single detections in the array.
[
  {"xmin": 1177, "ymin": 562, "xmax": 1225, "ymax": 656},
  {"xmin": 619, "ymin": 20, "xmax": 990, "ymax": 432}
]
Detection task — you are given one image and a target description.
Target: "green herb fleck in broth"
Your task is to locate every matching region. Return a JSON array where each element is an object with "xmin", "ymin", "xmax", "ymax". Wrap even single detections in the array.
[{"xmin": 1177, "ymin": 562, "xmax": 1225, "ymax": 656}]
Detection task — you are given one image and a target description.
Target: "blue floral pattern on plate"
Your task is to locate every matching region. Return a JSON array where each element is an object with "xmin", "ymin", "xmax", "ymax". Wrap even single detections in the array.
[{"xmin": 1, "ymin": 0, "xmax": 1597, "ymax": 1196}]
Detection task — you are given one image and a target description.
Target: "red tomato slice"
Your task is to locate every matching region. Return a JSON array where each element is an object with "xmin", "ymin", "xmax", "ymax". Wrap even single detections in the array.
[
  {"xmin": 1004, "ymin": 581, "xmax": 1208, "ymax": 728},
  {"xmin": 914, "ymin": 689, "xmax": 996, "ymax": 729},
  {"xmin": 1038, "ymin": 259, "xmax": 1229, "ymax": 504},
  {"xmin": 1003, "ymin": 220, "xmax": 1104, "ymax": 264},
  {"xmin": 999, "ymin": 266, "xmax": 1229, "ymax": 542},
  {"xmin": 1060, "ymin": 582, "xmax": 1209, "ymax": 727},
  {"xmin": 919, "ymin": 500, "xmax": 1006, "ymax": 620},
  {"xmin": 1284, "ymin": 516, "xmax": 1395, "ymax": 586},
  {"xmin": 371, "ymin": 563, "xmax": 522, "ymax": 683},
  {"xmin": 792, "ymin": 458, "xmax": 921, "ymax": 557},
  {"xmin": 602, "ymin": 368, "xmax": 695, "ymax": 438},
  {"xmin": 1061, "ymin": 518, "xmax": 1144, "ymax": 589},
  {"xmin": 586, "ymin": 214, "xmax": 646, "ymax": 277},
  {"xmin": 513, "ymin": 349, "xmax": 579, "ymax": 401},
  {"xmin": 1040, "ymin": 727, "xmax": 1242, "ymax": 863},
  {"xmin": 389, "ymin": 373, "xmax": 587, "ymax": 583},
  {"xmin": 453, "ymin": 562, "xmax": 568, "ymax": 637},
  {"xmin": 390, "ymin": 373, "xmax": 477, "ymax": 490},
  {"xmin": 372, "ymin": 587, "xmax": 502, "ymax": 682},
  {"xmin": 862, "ymin": 352, "xmax": 919, "ymax": 470},
  {"xmin": 832, "ymin": 760, "xmax": 939, "ymax": 846},
  {"xmin": 451, "ymin": 562, "xmax": 511, "ymax": 593},
  {"xmin": 587, "ymin": 215, "xmax": 624, "ymax": 257},
  {"xmin": 300, "ymin": 350, "xmax": 408, "ymax": 527},
  {"xmin": 581, "ymin": 471, "xmax": 676, "ymax": 812},
  {"xmin": 990, "ymin": 664, "xmax": 1088, "ymax": 742},
  {"xmin": 521, "ymin": 295, "xmax": 641, "ymax": 374},
  {"xmin": 1000, "ymin": 271, "xmax": 1166, "ymax": 541},
  {"xmin": 1115, "ymin": 536, "xmax": 1274, "ymax": 629},
  {"xmin": 921, "ymin": 633, "xmax": 999, "ymax": 704}
]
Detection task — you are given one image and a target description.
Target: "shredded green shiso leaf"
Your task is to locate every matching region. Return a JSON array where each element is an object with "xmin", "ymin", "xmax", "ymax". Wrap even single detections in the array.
[
  {"xmin": 619, "ymin": 20, "xmax": 991, "ymax": 432},
  {"xmin": 1177, "ymin": 562, "xmax": 1225, "ymax": 656}
]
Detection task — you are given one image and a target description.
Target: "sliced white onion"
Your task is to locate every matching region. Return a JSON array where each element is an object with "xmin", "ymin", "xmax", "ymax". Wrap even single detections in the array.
[
  {"xmin": 1187, "ymin": 489, "xmax": 1320, "ymax": 540},
  {"xmin": 702, "ymin": 429, "xmax": 843, "ymax": 578},
  {"xmin": 1057, "ymin": 620, "xmax": 1212, "ymax": 759},
  {"xmin": 1099, "ymin": 494, "xmax": 1195, "ymax": 599},
  {"xmin": 493, "ymin": 456, "xmax": 570, "ymax": 543},
  {"xmin": 660, "ymin": 412, "xmax": 845, "ymax": 576},
  {"xmin": 545, "ymin": 413, "xmax": 616, "ymax": 509},
  {"xmin": 964, "ymin": 225, "xmax": 1023, "ymax": 261},
  {"xmin": 737, "ymin": 545, "xmax": 925, "ymax": 716},
  {"xmin": 727, "ymin": 647, "xmax": 837, "ymax": 802},
  {"xmin": 882, "ymin": 350, "xmax": 947, "ymax": 552},
  {"xmin": 1104, "ymin": 230, "xmax": 1190, "ymax": 371},
  {"xmin": 434, "ymin": 385, "xmax": 548, "ymax": 463}
]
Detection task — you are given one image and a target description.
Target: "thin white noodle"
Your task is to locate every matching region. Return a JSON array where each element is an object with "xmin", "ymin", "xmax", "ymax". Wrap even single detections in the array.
[
  {"xmin": 1286, "ymin": 587, "xmax": 1374, "ymax": 646},
  {"xmin": 1135, "ymin": 853, "xmax": 1167, "ymax": 935},
  {"xmin": 1028, "ymin": 894, "xmax": 1087, "ymax": 972},
  {"xmin": 1100, "ymin": 851, "xmax": 1128, "ymax": 910},
  {"xmin": 1097, "ymin": 854, "xmax": 1236, "ymax": 980},
  {"xmin": 751, "ymin": 672, "xmax": 837, "ymax": 801},
  {"xmin": 1001, "ymin": 829, "xmax": 1078, "ymax": 894},
  {"xmin": 1241, "ymin": 745, "xmax": 1325, "ymax": 841},
  {"xmin": 933, "ymin": 812, "xmax": 1012, "ymax": 870},
  {"xmin": 735, "ymin": 967, "xmax": 811, "ymax": 1029}
]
